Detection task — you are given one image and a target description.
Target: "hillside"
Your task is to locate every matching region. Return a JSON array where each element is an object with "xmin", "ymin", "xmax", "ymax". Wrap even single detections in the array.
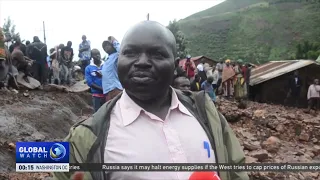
[{"xmin": 179, "ymin": 0, "xmax": 320, "ymax": 63}]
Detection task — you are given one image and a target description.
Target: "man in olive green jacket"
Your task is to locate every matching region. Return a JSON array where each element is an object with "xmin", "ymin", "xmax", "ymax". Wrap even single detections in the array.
[{"xmin": 53, "ymin": 21, "xmax": 248, "ymax": 180}]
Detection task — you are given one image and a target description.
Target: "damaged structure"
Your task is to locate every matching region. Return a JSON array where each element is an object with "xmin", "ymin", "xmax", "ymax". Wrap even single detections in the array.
[
  {"xmin": 179, "ymin": 55, "xmax": 216, "ymax": 67},
  {"xmin": 249, "ymin": 60, "xmax": 320, "ymax": 107}
]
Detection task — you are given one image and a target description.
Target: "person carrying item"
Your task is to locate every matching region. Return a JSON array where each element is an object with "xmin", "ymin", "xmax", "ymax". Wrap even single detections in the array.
[
  {"xmin": 184, "ymin": 55, "xmax": 195, "ymax": 80},
  {"xmin": 101, "ymin": 36, "xmax": 123, "ymax": 102}
]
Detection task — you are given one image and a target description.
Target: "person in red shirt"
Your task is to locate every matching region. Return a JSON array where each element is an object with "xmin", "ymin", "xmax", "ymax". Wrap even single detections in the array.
[{"xmin": 184, "ymin": 55, "xmax": 195, "ymax": 80}]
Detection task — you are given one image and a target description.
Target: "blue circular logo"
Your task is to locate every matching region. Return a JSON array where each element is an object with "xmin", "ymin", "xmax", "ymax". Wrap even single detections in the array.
[{"xmin": 49, "ymin": 143, "xmax": 66, "ymax": 161}]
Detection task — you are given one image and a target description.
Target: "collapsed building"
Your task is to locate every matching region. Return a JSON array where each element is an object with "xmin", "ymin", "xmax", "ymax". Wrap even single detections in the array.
[{"xmin": 249, "ymin": 60, "xmax": 320, "ymax": 107}]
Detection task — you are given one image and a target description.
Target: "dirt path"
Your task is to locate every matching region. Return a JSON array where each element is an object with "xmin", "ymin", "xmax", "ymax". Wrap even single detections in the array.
[{"xmin": 0, "ymin": 90, "xmax": 93, "ymax": 179}]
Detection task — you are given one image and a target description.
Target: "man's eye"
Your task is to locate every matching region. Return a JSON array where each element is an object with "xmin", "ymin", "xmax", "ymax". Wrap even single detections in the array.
[
  {"xmin": 123, "ymin": 50, "xmax": 137, "ymax": 56},
  {"xmin": 152, "ymin": 51, "xmax": 165, "ymax": 58}
]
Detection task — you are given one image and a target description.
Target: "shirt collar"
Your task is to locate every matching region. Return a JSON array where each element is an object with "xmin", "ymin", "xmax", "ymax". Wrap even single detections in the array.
[
  {"xmin": 90, "ymin": 61, "xmax": 103, "ymax": 68},
  {"xmin": 119, "ymin": 87, "xmax": 193, "ymax": 126}
]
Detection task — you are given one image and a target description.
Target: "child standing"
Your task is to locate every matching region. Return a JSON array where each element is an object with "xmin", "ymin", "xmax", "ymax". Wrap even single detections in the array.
[
  {"xmin": 85, "ymin": 49, "xmax": 105, "ymax": 112},
  {"xmin": 201, "ymin": 76, "xmax": 216, "ymax": 102}
]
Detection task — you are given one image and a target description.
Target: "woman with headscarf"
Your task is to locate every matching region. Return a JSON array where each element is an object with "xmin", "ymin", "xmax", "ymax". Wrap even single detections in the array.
[
  {"xmin": 0, "ymin": 29, "xmax": 5, "ymax": 61},
  {"xmin": 233, "ymin": 59, "xmax": 247, "ymax": 100},
  {"xmin": 222, "ymin": 59, "xmax": 235, "ymax": 98}
]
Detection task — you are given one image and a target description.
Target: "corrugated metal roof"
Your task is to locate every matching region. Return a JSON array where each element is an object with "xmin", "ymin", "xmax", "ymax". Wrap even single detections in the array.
[
  {"xmin": 179, "ymin": 55, "xmax": 216, "ymax": 67},
  {"xmin": 250, "ymin": 60, "xmax": 316, "ymax": 86}
]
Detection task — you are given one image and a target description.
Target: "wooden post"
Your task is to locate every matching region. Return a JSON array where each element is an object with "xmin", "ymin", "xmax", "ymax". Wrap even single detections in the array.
[
  {"xmin": 43, "ymin": 21, "xmax": 46, "ymax": 44},
  {"xmin": 147, "ymin": 13, "xmax": 149, "ymax": 21}
]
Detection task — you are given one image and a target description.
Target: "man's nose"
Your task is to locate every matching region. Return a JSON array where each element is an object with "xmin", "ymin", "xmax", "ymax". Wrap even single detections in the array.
[{"xmin": 134, "ymin": 53, "xmax": 152, "ymax": 68}]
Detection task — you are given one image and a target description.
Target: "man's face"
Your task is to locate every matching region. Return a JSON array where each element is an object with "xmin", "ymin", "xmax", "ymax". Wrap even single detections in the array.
[
  {"xmin": 175, "ymin": 77, "xmax": 190, "ymax": 91},
  {"xmin": 315, "ymin": 79, "xmax": 319, "ymax": 85},
  {"xmin": 118, "ymin": 22, "xmax": 175, "ymax": 101},
  {"xmin": 67, "ymin": 42, "xmax": 72, "ymax": 47},
  {"xmin": 82, "ymin": 35, "xmax": 86, "ymax": 41},
  {"xmin": 103, "ymin": 43, "xmax": 114, "ymax": 54},
  {"xmin": 91, "ymin": 50, "xmax": 101, "ymax": 62},
  {"xmin": 16, "ymin": 37, "xmax": 21, "ymax": 43}
]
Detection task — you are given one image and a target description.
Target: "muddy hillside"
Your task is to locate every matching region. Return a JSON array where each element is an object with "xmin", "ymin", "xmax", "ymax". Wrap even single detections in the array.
[
  {"xmin": 0, "ymin": 90, "xmax": 93, "ymax": 180},
  {"xmin": 0, "ymin": 91, "xmax": 320, "ymax": 179},
  {"xmin": 218, "ymin": 98, "xmax": 320, "ymax": 180}
]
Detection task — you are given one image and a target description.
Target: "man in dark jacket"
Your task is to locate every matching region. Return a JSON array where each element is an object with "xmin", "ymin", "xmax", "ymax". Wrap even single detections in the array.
[
  {"xmin": 9, "ymin": 37, "xmax": 27, "ymax": 56},
  {"xmin": 53, "ymin": 21, "xmax": 248, "ymax": 180},
  {"xmin": 60, "ymin": 41, "xmax": 74, "ymax": 85},
  {"xmin": 28, "ymin": 36, "xmax": 48, "ymax": 85},
  {"xmin": 285, "ymin": 70, "xmax": 302, "ymax": 107}
]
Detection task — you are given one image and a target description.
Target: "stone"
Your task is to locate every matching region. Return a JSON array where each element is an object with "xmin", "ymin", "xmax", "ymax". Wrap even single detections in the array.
[
  {"xmin": 276, "ymin": 124, "xmax": 284, "ymax": 132},
  {"xmin": 8, "ymin": 142, "xmax": 15, "ymax": 149},
  {"xmin": 245, "ymin": 156, "xmax": 258, "ymax": 163},
  {"xmin": 250, "ymin": 150, "xmax": 270, "ymax": 161},
  {"xmin": 262, "ymin": 136, "xmax": 281, "ymax": 153},
  {"xmin": 243, "ymin": 141, "xmax": 260, "ymax": 151},
  {"xmin": 31, "ymin": 132, "xmax": 45, "ymax": 141},
  {"xmin": 312, "ymin": 145, "xmax": 320, "ymax": 156},
  {"xmin": 299, "ymin": 131, "xmax": 310, "ymax": 141},
  {"xmin": 312, "ymin": 138, "xmax": 318, "ymax": 143},
  {"xmin": 253, "ymin": 110, "xmax": 266, "ymax": 119}
]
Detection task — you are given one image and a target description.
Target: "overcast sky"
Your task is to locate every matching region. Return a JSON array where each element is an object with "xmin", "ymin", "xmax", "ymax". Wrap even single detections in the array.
[{"xmin": 0, "ymin": 0, "xmax": 223, "ymax": 59}]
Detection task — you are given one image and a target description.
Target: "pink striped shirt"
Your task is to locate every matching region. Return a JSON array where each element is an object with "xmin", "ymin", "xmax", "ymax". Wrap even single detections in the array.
[{"xmin": 104, "ymin": 88, "xmax": 216, "ymax": 180}]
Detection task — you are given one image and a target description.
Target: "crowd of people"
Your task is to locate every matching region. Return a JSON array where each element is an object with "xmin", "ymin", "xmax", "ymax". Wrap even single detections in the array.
[
  {"xmin": 0, "ymin": 31, "xmax": 123, "ymax": 113},
  {"xmin": 173, "ymin": 57, "xmax": 252, "ymax": 103}
]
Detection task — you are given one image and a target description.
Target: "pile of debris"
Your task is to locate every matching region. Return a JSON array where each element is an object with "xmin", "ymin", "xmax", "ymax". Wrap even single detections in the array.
[{"xmin": 218, "ymin": 98, "xmax": 320, "ymax": 180}]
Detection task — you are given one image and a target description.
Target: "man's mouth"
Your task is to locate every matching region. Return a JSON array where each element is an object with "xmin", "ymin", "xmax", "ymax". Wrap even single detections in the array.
[
  {"xmin": 130, "ymin": 72, "xmax": 155, "ymax": 84},
  {"xmin": 131, "ymin": 76, "xmax": 155, "ymax": 84}
]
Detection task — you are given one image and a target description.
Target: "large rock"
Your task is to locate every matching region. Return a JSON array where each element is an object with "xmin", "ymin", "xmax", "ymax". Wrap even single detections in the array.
[
  {"xmin": 249, "ymin": 150, "xmax": 270, "ymax": 162},
  {"xmin": 253, "ymin": 110, "xmax": 266, "ymax": 119},
  {"xmin": 243, "ymin": 141, "xmax": 260, "ymax": 151},
  {"xmin": 262, "ymin": 136, "xmax": 281, "ymax": 153}
]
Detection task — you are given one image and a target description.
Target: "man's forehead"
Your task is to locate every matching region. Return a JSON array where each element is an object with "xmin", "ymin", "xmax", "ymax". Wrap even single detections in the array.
[{"xmin": 121, "ymin": 22, "xmax": 174, "ymax": 48}]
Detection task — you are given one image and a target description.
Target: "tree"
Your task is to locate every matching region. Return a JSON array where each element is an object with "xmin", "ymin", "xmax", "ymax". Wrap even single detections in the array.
[
  {"xmin": 295, "ymin": 44, "xmax": 303, "ymax": 59},
  {"xmin": 167, "ymin": 19, "xmax": 189, "ymax": 58},
  {"xmin": 295, "ymin": 40, "xmax": 320, "ymax": 60},
  {"xmin": 2, "ymin": 17, "xmax": 20, "ymax": 43}
]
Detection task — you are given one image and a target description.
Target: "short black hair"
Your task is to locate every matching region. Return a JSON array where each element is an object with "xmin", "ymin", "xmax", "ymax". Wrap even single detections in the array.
[
  {"xmin": 102, "ymin": 40, "xmax": 112, "ymax": 49},
  {"xmin": 173, "ymin": 76, "xmax": 189, "ymax": 87},
  {"xmin": 207, "ymin": 76, "xmax": 214, "ymax": 83}
]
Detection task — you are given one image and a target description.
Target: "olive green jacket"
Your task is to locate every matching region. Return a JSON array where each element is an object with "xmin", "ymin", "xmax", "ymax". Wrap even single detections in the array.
[{"xmin": 53, "ymin": 90, "xmax": 249, "ymax": 180}]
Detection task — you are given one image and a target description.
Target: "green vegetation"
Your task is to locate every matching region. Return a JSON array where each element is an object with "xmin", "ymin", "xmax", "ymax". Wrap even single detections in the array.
[
  {"xmin": 167, "ymin": 20, "xmax": 189, "ymax": 58},
  {"xmin": 178, "ymin": 0, "xmax": 320, "ymax": 64},
  {"xmin": 2, "ymin": 17, "xmax": 21, "ymax": 43},
  {"xmin": 295, "ymin": 41, "xmax": 320, "ymax": 60}
]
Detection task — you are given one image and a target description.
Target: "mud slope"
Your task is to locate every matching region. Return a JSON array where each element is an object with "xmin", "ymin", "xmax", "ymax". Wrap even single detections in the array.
[{"xmin": 0, "ymin": 90, "xmax": 93, "ymax": 175}]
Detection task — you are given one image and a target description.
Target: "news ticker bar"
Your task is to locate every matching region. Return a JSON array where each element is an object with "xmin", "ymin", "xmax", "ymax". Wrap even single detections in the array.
[{"xmin": 16, "ymin": 163, "xmax": 320, "ymax": 172}]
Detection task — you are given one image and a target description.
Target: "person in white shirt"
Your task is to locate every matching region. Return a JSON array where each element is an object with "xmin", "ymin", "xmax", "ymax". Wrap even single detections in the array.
[
  {"xmin": 215, "ymin": 60, "xmax": 223, "ymax": 89},
  {"xmin": 197, "ymin": 60, "xmax": 207, "ymax": 84},
  {"xmin": 206, "ymin": 66, "xmax": 219, "ymax": 90},
  {"xmin": 197, "ymin": 61, "xmax": 204, "ymax": 72},
  {"xmin": 212, "ymin": 66, "xmax": 219, "ymax": 90},
  {"xmin": 307, "ymin": 79, "xmax": 320, "ymax": 112}
]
